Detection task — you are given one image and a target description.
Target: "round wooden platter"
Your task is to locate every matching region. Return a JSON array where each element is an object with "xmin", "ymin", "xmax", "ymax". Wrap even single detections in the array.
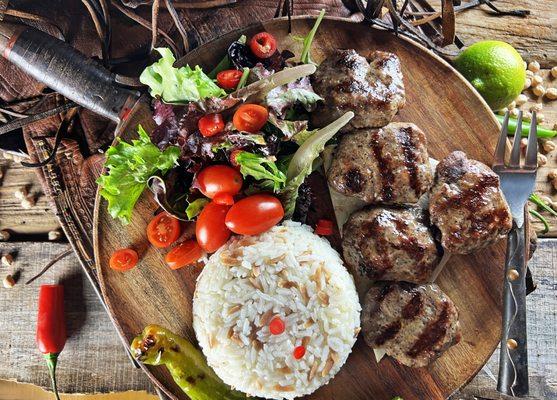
[{"xmin": 94, "ymin": 16, "xmax": 505, "ymax": 400}]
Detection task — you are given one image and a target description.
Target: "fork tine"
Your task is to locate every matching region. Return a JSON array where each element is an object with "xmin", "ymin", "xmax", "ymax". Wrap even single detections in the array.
[
  {"xmin": 525, "ymin": 111, "xmax": 538, "ymax": 168},
  {"xmin": 509, "ymin": 110, "xmax": 523, "ymax": 167},
  {"xmin": 494, "ymin": 111, "xmax": 510, "ymax": 166}
]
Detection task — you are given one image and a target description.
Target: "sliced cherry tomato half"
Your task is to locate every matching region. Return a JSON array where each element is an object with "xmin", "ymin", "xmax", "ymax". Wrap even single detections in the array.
[
  {"xmin": 225, "ymin": 194, "xmax": 284, "ymax": 235},
  {"xmin": 229, "ymin": 149, "xmax": 243, "ymax": 168},
  {"xmin": 147, "ymin": 212, "xmax": 181, "ymax": 248},
  {"xmin": 196, "ymin": 165, "xmax": 243, "ymax": 199},
  {"xmin": 233, "ymin": 104, "xmax": 269, "ymax": 133},
  {"xmin": 109, "ymin": 248, "xmax": 138, "ymax": 271},
  {"xmin": 165, "ymin": 240, "xmax": 204, "ymax": 270},
  {"xmin": 217, "ymin": 69, "xmax": 243, "ymax": 89},
  {"xmin": 196, "ymin": 202, "xmax": 232, "ymax": 253},
  {"xmin": 213, "ymin": 192, "xmax": 235, "ymax": 206},
  {"xmin": 198, "ymin": 113, "xmax": 225, "ymax": 138},
  {"xmin": 249, "ymin": 32, "xmax": 277, "ymax": 59},
  {"xmin": 315, "ymin": 219, "xmax": 334, "ymax": 236}
]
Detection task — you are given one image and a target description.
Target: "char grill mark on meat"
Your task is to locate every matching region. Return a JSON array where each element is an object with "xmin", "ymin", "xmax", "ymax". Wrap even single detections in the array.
[
  {"xmin": 362, "ymin": 283, "xmax": 461, "ymax": 367},
  {"xmin": 311, "ymin": 49, "xmax": 405, "ymax": 129},
  {"xmin": 370, "ymin": 130, "xmax": 395, "ymax": 202},
  {"xmin": 343, "ymin": 207, "xmax": 441, "ymax": 284},
  {"xmin": 328, "ymin": 123, "xmax": 433, "ymax": 204},
  {"xmin": 429, "ymin": 151, "xmax": 513, "ymax": 254}
]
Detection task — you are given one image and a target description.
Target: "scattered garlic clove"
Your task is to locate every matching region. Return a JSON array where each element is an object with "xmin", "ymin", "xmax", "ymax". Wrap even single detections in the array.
[
  {"xmin": 548, "ymin": 169, "xmax": 557, "ymax": 180},
  {"xmin": 523, "ymin": 111, "xmax": 532, "ymax": 121},
  {"xmin": 14, "ymin": 187, "xmax": 27, "ymax": 200},
  {"xmin": 538, "ymin": 113, "xmax": 545, "ymax": 123},
  {"xmin": 497, "ymin": 107, "xmax": 509, "ymax": 116},
  {"xmin": 0, "ymin": 230, "xmax": 9, "ymax": 241},
  {"xmin": 532, "ymin": 85, "xmax": 546, "ymax": 97},
  {"xmin": 523, "ymin": 78, "xmax": 532, "ymax": 90},
  {"xmin": 551, "ymin": 66, "xmax": 557, "ymax": 78},
  {"xmin": 510, "ymin": 108, "xmax": 520, "ymax": 117},
  {"xmin": 542, "ymin": 139, "xmax": 556, "ymax": 153},
  {"xmin": 530, "ymin": 103, "xmax": 543, "ymax": 112},
  {"xmin": 545, "ymin": 88, "xmax": 557, "ymax": 100},
  {"xmin": 527, "ymin": 61, "xmax": 540, "ymax": 73},
  {"xmin": 531, "ymin": 75, "xmax": 543, "ymax": 87},
  {"xmin": 2, "ymin": 275, "xmax": 15, "ymax": 288},
  {"xmin": 515, "ymin": 94, "xmax": 528, "ymax": 106},
  {"xmin": 48, "ymin": 230, "xmax": 62, "ymax": 241},
  {"xmin": 537, "ymin": 153, "xmax": 547, "ymax": 166},
  {"xmin": 1, "ymin": 254, "xmax": 14, "ymax": 267}
]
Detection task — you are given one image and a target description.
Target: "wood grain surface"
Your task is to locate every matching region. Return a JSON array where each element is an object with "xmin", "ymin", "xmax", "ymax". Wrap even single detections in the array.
[
  {"xmin": 94, "ymin": 16, "xmax": 512, "ymax": 400},
  {"xmin": 1, "ymin": 241, "xmax": 555, "ymax": 399}
]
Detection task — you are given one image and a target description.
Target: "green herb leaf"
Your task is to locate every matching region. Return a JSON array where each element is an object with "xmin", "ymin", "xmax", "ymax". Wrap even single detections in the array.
[
  {"xmin": 281, "ymin": 112, "xmax": 353, "ymax": 218},
  {"xmin": 140, "ymin": 48, "xmax": 226, "ymax": 103},
  {"xmin": 234, "ymin": 151, "xmax": 286, "ymax": 192},
  {"xmin": 266, "ymin": 87, "xmax": 323, "ymax": 116},
  {"xmin": 186, "ymin": 198, "xmax": 210, "ymax": 219},
  {"xmin": 529, "ymin": 193, "xmax": 557, "ymax": 217},
  {"xmin": 529, "ymin": 209, "xmax": 549, "ymax": 234},
  {"xmin": 97, "ymin": 126, "xmax": 180, "ymax": 224},
  {"xmin": 299, "ymin": 9, "xmax": 326, "ymax": 64}
]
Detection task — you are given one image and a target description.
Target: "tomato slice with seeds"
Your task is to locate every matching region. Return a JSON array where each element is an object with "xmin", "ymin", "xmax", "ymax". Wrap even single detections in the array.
[
  {"xmin": 198, "ymin": 113, "xmax": 225, "ymax": 137},
  {"xmin": 249, "ymin": 32, "xmax": 277, "ymax": 59},
  {"xmin": 147, "ymin": 212, "xmax": 181, "ymax": 248},
  {"xmin": 233, "ymin": 104, "xmax": 269, "ymax": 133},
  {"xmin": 109, "ymin": 248, "xmax": 138, "ymax": 271},
  {"xmin": 217, "ymin": 69, "xmax": 243, "ymax": 89},
  {"xmin": 165, "ymin": 240, "xmax": 203, "ymax": 270}
]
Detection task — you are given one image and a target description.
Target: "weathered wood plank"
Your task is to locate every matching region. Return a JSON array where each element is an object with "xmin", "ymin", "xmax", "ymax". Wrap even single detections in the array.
[
  {"xmin": 0, "ymin": 158, "xmax": 60, "ymax": 237},
  {"xmin": 0, "ymin": 242, "xmax": 151, "ymax": 394},
  {"xmin": 431, "ymin": 0, "xmax": 557, "ymax": 67},
  {"xmin": 0, "ymin": 240, "xmax": 554, "ymax": 397}
]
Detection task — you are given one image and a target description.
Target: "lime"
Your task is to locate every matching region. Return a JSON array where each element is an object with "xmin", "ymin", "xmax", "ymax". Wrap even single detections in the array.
[{"xmin": 454, "ymin": 40, "xmax": 526, "ymax": 110}]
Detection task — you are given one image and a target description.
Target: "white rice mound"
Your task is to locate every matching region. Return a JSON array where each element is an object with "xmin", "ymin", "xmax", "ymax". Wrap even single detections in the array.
[{"xmin": 193, "ymin": 221, "xmax": 361, "ymax": 399}]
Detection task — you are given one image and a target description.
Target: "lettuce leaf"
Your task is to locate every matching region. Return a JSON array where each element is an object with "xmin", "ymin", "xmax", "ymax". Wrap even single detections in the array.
[
  {"xmin": 140, "ymin": 48, "xmax": 226, "ymax": 103},
  {"xmin": 233, "ymin": 151, "xmax": 286, "ymax": 192},
  {"xmin": 97, "ymin": 126, "xmax": 180, "ymax": 224},
  {"xmin": 281, "ymin": 112, "xmax": 354, "ymax": 218},
  {"xmin": 266, "ymin": 76, "xmax": 322, "ymax": 117}
]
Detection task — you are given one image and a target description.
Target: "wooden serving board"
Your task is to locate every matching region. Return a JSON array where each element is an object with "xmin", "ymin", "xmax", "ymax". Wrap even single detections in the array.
[{"xmin": 94, "ymin": 16, "xmax": 506, "ymax": 400}]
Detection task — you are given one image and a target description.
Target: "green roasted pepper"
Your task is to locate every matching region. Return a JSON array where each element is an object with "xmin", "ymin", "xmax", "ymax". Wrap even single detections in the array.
[{"xmin": 130, "ymin": 325, "xmax": 246, "ymax": 400}]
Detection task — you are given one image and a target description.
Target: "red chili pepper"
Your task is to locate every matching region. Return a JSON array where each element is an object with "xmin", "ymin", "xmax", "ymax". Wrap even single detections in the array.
[
  {"xmin": 315, "ymin": 219, "xmax": 334, "ymax": 236},
  {"xmin": 36, "ymin": 285, "xmax": 66, "ymax": 400}
]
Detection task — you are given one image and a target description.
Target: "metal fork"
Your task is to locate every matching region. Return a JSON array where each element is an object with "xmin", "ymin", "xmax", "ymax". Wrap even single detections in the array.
[{"xmin": 493, "ymin": 110, "xmax": 537, "ymax": 397}]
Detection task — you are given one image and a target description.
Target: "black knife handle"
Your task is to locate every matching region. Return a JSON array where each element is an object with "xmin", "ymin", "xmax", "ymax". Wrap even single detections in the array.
[
  {"xmin": 0, "ymin": 23, "xmax": 138, "ymax": 122},
  {"xmin": 497, "ymin": 221, "xmax": 529, "ymax": 396}
]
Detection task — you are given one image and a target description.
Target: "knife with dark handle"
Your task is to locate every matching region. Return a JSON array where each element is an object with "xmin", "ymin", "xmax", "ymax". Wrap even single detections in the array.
[
  {"xmin": 0, "ymin": 22, "xmax": 140, "ymax": 122},
  {"xmin": 0, "ymin": 22, "xmax": 142, "ymax": 368}
]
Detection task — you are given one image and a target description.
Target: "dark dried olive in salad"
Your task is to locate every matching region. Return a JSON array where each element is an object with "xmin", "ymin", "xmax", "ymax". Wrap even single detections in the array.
[{"xmin": 228, "ymin": 41, "xmax": 256, "ymax": 69}]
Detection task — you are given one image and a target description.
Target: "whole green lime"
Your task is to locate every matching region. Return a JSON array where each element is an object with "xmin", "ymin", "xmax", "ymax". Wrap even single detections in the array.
[{"xmin": 454, "ymin": 40, "xmax": 525, "ymax": 111}]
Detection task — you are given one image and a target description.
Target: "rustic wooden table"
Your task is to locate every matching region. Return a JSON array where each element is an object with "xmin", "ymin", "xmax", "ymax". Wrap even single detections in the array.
[{"xmin": 0, "ymin": 2, "xmax": 556, "ymax": 399}]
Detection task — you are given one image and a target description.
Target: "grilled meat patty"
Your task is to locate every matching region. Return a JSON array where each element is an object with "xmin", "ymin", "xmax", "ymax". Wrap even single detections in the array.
[
  {"xmin": 362, "ymin": 282, "xmax": 461, "ymax": 367},
  {"xmin": 328, "ymin": 122, "xmax": 433, "ymax": 204},
  {"xmin": 312, "ymin": 49, "xmax": 405, "ymax": 129},
  {"xmin": 429, "ymin": 151, "xmax": 512, "ymax": 254},
  {"xmin": 343, "ymin": 207, "xmax": 442, "ymax": 284}
]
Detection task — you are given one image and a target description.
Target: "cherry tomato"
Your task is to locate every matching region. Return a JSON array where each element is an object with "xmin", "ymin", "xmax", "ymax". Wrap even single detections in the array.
[
  {"xmin": 229, "ymin": 149, "xmax": 243, "ymax": 168},
  {"xmin": 147, "ymin": 212, "xmax": 181, "ymax": 248},
  {"xmin": 233, "ymin": 104, "xmax": 269, "ymax": 133},
  {"xmin": 198, "ymin": 113, "xmax": 225, "ymax": 138},
  {"xmin": 269, "ymin": 316, "xmax": 285, "ymax": 335},
  {"xmin": 196, "ymin": 202, "xmax": 231, "ymax": 253},
  {"xmin": 249, "ymin": 32, "xmax": 277, "ymax": 59},
  {"xmin": 217, "ymin": 69, "xmax": 243, "ymax": 89},
  {"xmin": 293, "ymin": 345, "xmax": 306, "ymax": 360},
  {"xmin": 196, "ymin": 165, "xmax": 243, "ymax": 199},
  {"xmin": 165, "ymin": 240, "xmax": 204, "ymax": 270},
  {"xmin": 109, "ymin": 248, "xmax": 138, "ymax": 271},
  {"xmin": 213, "ymin": 192, "xmax": 235, "ymax": 206},
  {"xmin": 225, "ymin": 194, "xmax": 284, "ymax": 235},
  {"xmin": 315, "ymin": 219, "xmax": 334, "ymax": 236}
]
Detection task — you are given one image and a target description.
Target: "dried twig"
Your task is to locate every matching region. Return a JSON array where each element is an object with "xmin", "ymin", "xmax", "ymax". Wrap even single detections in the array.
[
  {"xmin": 164, "ymin": 0, "xmax": 189, "ymax": 53},
  {"xmin": 81, "ymin": 0, "xmax": 108, "ymax": 61},
  {"xmin": 151, "ymin": 0, "xmax": 160, "ymax": 51},
  {"xmin": 3, "ymin": 8, "xmax": 64, "ymax": 39},
  {"xmin": 25, "ymin": 248, "xmax": 73, "ymax": 285},
  {"xmin": 111, "ymin": 0, "xmax": 179, "ymax": 55}
]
